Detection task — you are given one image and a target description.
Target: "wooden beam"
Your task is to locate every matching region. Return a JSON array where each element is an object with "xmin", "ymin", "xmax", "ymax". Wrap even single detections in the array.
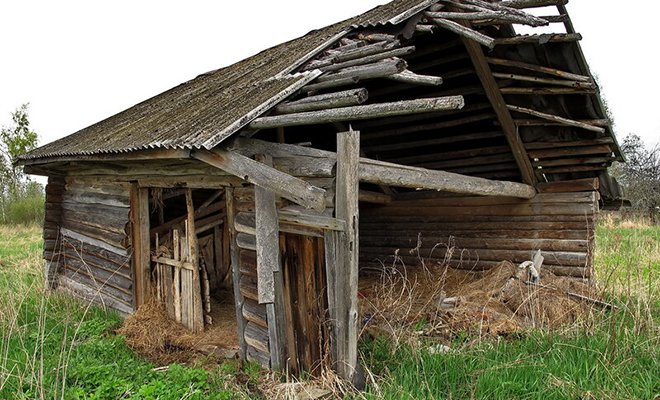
[
  {"xmin": 185, "ymin": 189, "xmax": 204, "ymax": 333},
  {"xmin": 499, "ymin": 0, "xmax": 568, "ymax": 8},
  {"xmin": 332, "ymin": 129, "xmax": 360, "ymax": 382},
  {"xmin": 254, "ymin": 154, "xmax": 278, "ymax": 305},
  {"xmin": 191, "ymin": 148, "xmax": 327, "ymax": 212},
  {"xmin": 319, "ymin": 46, "xmax": 415, "ymax": 73},
  {"xmin": 275, "ymin": 89, "xmax": 368, "ymax": 114},
  {"xmin": 456, "ymin": 16, "xmax": 537, "ymax": 185},
  {"xmin": 487, "ymin": 57, "xmax": 591, "ymax": 82},
  {"xmin": 226, "ymin": 188, "xmax": 248, "ymax": 359},
  {"xmin": 429, "ymin": 17, "xmax": 495, "ymax": 48},
  {"xmin": 506, "ymin": 105, "xmax": 606, "ymax": 133},
  {"xmin": 387, "ymin": 70, "xmax": 443, "ymax": 86},
  {"xmin": 254, "ymin": 154, "xmax": 288, "ymax": 370},
  {"xmin": 17, "ymin": 148, "xmax": 190, "ymax": 166},
  {"xmin": 130, "ymin": 184, "xmax": 150, "ymax": 307},
  {"xmin": 229, "ymin": 137, "xmax": 535, "ymax": 198},
  {"xmin": 510, "ymin": 119, "xmax": 609, "ymax": 128},
  {"xmin": 494, "ymin": 33, "xmax": 582, "ymax": 45},
  {"xmin": 492, "ymin": 72, "xmax": 595, "ymax": 89},
  {"xmin": 248, "ymin": 96, "xmax": 465, "ymax": 130}
]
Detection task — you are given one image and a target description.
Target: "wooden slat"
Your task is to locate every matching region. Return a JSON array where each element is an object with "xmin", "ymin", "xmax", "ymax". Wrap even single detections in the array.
[
  {"xmin": 537, "ymin": 178, "xmax": 599, "ymax": 193},
  {"xmin": 254, "ymin": 154, "xmax": 278, "ymax": 304},
  {"xmin": 226, "ymin": 188, "xmax": 247, "ymax": 359}
]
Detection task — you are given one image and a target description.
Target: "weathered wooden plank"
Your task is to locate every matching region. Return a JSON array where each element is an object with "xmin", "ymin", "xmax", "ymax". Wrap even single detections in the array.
[
  {"xmin": 244, "ymin": 322, "xmax": 270, "ymax": 354},
  {"xmin": 237, "ymin": 233, "xmax": 257, "ymax": 251},
  {"xmin": 429, "ymin": 17, "xmax": 495, "ymax": 48},
  {"xmin": 192, "ymin": 148, "xmax": 327, "ymax": 213},
  {"xmin": 130, "ymin": 185, "xmax": 150, "ymax": 307},
  {"xmin": 361, "ymin": 202, "xmax": 594, "ymax": 217},
  {"xmin": 185, "ymin": 189, "xmax": 204, "ymax": 333},
  {"xmin": 242, "ymin": 299, "xmax": 268, "ymax": 328},
  {"xmin": 246, "ymin": 345, "xmax": 271, "ymax": 369},
  {"xmin": 275, "ymin": 89, "xmax": 368, "ymax": 114},
  {"xmin": 333, "ymin": 130, "xmax": 360, "ymax": 381},
  {"xmin": 494, "ymin": 33, "xmax": 582, "ymax": 45},
  {"xmin": 226, "ymin": 188, "xmax": 248, "ymax": 359},
  {"xmin": 359, "ymin": 236, "xmax": 589, "ymax": 252},
  {"xmin": 507, "ymin": 105, "xmax": 605, "ymax": 133},
  {"xmin": 248, "ymin": 96, "xmax": 465, "ymax": 130},
  {"xmin": 62, "ymin": 191, "xmax": 130, "ymax": 208},
  {"xmin": 235, "ymin": 211, "xmax": 324, "ymax": 238},
  {"xmin": 58, "ymin": 275, "xmax": 133, "ymax": 315},
  {"xmin": 254, "ymin": 154, "xmax": 278, "ymax": 304},
  {"xmin": 537, "ymin": 178, "xmax": 599, "ymax": 193}
]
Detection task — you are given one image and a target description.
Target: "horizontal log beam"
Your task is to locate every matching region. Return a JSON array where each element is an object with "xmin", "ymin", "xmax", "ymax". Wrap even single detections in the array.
[
  {"xmin": 275, "ymin": 88, "xmax": 368, "ymax": 114},
  {"xmin": 386, "ymin": 70, "xmax": 444, "ymax": 86},
  {"xmin": 498, "ymin": 0, "xmax": 568, "ymax": 8},
  {"xmin": 191, "ymin": 148, "xmax": 327, "ymax": 212},
  {"xmin": 507, "ymin": 105, "xmax": 606, "ymax": 133},
  {"xmin": 487, "ymin": 57, "xmax": 591, "ymax": 82},
  {"xmin": 494, "ymin": 33, "xmax": 582, "ymax": 45},
  {"xmin": 429, "ymin": 17, "xmax": 495, "ymax": 48},
  {"xmin": 249, "ymin": 96, "xmax": 465, "ymax": 129}
]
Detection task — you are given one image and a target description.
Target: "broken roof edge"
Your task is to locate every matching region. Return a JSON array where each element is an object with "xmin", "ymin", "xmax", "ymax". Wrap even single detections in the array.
[{"xmin": 200, "ymin": 70, "xmax": 323, "ymax": 150}]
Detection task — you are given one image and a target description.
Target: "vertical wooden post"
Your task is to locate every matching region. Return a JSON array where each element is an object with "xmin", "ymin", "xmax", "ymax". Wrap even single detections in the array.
[
  {"xmin": 185, "ymin": 189, "xmax": 205, "ymax": 333},
  {"xmin": 130, "ymin": 184, "xmax": 151, "ymax": 308},
  {"xmin": 255, "ymin": 153, "xmax": 288, "ymax": 370},
  {"xmin": 226, "ymin": 187, "xmax": 248, "ymax": 360},
  {"xmin": 334, "ymin": 129, "xmax": 360, "ymax": 381}
]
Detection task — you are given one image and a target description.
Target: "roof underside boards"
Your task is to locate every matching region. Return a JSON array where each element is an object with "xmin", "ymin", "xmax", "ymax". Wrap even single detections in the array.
[{"xmin": 19, "ymin": 0, "xmax": 440, "ymax": 161}]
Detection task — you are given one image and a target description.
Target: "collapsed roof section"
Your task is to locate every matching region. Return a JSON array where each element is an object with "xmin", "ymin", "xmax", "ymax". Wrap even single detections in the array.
[{"xmin": 19, "ymin": 0, "xmax": 623, "ymax": 201}]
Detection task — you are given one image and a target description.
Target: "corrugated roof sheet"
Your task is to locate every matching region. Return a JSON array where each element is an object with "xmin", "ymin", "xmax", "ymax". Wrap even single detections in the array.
[{"xmin": 20, "ymin": 0, "xmax": 438, "ymax": 161}]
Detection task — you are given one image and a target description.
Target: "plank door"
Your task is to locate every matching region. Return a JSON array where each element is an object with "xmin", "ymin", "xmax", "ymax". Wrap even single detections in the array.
[
  {"xmin": 153, "ymin": 191, "xmax": 204, "ymax": 332},
  {"xmin": 280, "ymin": 232, "xmax": 330, "ymax": 376}
]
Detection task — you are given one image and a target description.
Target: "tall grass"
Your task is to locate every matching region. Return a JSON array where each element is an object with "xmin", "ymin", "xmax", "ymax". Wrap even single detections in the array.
[
  {"xmin": 358, "ymin": 217, "xmax": 660, "ymax": 400},
  {"xmin": 0, "ymin": 226, "xmax": 247, "ymax": 399}
]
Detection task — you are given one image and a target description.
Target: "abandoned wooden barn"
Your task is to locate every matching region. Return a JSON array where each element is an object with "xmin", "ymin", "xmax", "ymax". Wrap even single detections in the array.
[{"xmin": 18, "ymin": 0, "xmax": 623, "ymax": 382}]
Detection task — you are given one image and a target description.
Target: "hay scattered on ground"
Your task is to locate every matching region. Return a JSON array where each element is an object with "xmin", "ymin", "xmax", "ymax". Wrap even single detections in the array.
[
  {"xmin": 117, "ymin": 294, "xmax": 239, "ymax": 365},
  {"xmin": 359, "ymin": 261, "xmax": 602, "ymax": 342}
]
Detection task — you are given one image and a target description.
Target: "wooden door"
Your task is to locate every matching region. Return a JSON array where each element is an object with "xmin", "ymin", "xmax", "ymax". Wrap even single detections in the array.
[
  {"xmin": 152, "ymin": 189, "xmax": 204, "ymax": 332},
  {"xmin": 280, "ymin": 232, "xmax": 330, "ymax": 376}
]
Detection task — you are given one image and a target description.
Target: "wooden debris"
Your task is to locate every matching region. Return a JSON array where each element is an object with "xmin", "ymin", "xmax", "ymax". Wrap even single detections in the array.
[
  {"xmin": 275, "ymin": 89, "xmax": 368, "ymax": 114},
  {"xmin": 387, "ymin": 70, "xmax": 444, "ymax": 86},
  {"xmin": 429, "ymin": 17, "xmax": 495, "ymax": 49}
]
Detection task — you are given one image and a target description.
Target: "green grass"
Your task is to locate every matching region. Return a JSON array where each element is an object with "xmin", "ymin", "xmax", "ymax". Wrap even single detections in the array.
[
  {"xmin": 0, "ymin": 225, "xmax": 254, "ymax": 400},
  {"xmin": 357, "ymin": 222, "xmax": 660, "ymax": 400},
  {"xmin": 2, "ymin": 222, "xmax": 660, "ymax": 399}
]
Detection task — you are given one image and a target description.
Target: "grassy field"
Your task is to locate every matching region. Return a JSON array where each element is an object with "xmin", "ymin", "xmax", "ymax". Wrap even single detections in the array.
[{"xmin": 0, "ymin": 222, "xmax": 659, "ymax": 399}]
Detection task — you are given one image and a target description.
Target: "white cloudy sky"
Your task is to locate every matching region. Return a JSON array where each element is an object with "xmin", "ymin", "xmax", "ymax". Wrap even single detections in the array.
[{"xmin": 0, "ymin": 0, "xmax": 658, "ymax": 151}]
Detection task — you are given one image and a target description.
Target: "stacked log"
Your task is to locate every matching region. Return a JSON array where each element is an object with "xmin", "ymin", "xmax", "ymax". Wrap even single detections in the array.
[
  {"xmin": 360, "ymin": 191, "xmax": 597, "ymax": 279},
  {"xmin": 54, "ymin": 177, "xmax": 134, "ymax": 315}
]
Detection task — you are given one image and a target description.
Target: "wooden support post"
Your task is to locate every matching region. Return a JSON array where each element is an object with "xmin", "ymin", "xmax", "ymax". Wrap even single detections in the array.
[
  {"xmin": 455, "ymin": 14, "xmax": 537, "ymax": 185},
  {"xmin": 333, "ymin": 129, "xmax": 360, "ymax": 382},
  {"xmin": 185, "ymin": 189, "xmax": 204, "ymax": 333},
  {"xmin": 254, "ymin": 154, "xmax": 287, "ymax": 370},
  {"xmin": 130, "ymin": 184, "xmax": 151, "ymax": 307},
  {"xmin": 226, "ymin": 188, "xmax": 248, "ymax": 360}
]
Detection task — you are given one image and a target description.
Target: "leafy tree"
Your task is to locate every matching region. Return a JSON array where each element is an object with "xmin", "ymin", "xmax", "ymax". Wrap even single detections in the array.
[
  {"xmin": 1, "ymin": 103, "xmax": 39, "ymax": 195},
  {"xmin": 611, "ymin": 134, "xmax": 660, "ymax": 224},
  {"xmin": 0, "ymin": 104, "xmax": 42, "ymax": 224}
]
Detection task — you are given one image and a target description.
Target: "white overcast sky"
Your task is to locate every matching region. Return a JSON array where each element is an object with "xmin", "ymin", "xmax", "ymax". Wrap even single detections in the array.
[{"xmin": 1, "ymin": 0, "xmax": 658, "ymax": 150}]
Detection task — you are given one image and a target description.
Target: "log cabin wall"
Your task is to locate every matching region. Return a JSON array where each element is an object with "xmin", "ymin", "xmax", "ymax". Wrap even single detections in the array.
[
  {"xmin": 43, "ymin": 176, "xmax": 64, "ymax": 288},
  {"xmin": 360, "ymin": 190, "xmax": 598, "ymax": 279},
  {"xmin": 47, "ymin": 176, "xmax": 134, "ymax": 315}
]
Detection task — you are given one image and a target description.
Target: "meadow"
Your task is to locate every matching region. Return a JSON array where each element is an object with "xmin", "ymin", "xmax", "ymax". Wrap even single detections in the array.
[{"xmin": 0, "ymin": 220, "xmax": 659, "ymax": 399}]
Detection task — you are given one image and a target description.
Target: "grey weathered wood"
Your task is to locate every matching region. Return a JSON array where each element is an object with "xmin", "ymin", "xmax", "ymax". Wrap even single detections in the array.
[
  {"xmin": 278, "ymin": 206, "xmax": 346, "ymax": 231},
  {"xmin": 506, "ymin": 105, "xmax": 606, "ymax": 133},
  {"xmin": 185, "ymin": 189, "xmax": 204, "ymax": 333},
  {"xmin": 275, "ymin": 90, "xmax": 368, "ymax": 114},
  {"xmin": 244, "ymin": 322, "xmax": 270, "ymax": 354},
  {"xmin": 320, "ymin": 46, "xmax": 415, "ymax": 72},
  {"xmin": 61, "ymin": 228, "xmax": 128, "ymax": 257},
  {"xmin": 254, "ymin": 154, "xmax": 278, "ymax": 305},
  {"xmin": 387, "ymin": 70, "xmax": 443, "ymax": 86},
  {"xmin": 230, "ymin": 137, "xmax": 535, "ymax": 198},
  {"xmin": 443, "ymin": 0, "xmax": 549, "ymax": 26},
  {"xmin": 333, "ymin": 129, "xmax": 360, "ymax": 381},
  {"xmin": 249, "ymin": 96, "xmax": 465, "ymax": 129},
  {"xmin": 300, "ymin": 76, "xmax": 360, "ymax": 93},
  {"xmin": 333, "ymin": 41, "xmax": 390, "ymax": 62},
  {"xmin": 226, "ymin": 188, "xmax": 247, "ymax": 359},
  {"xmin": 499, "ymin": 0, "xmax": 567, "ymax": 8},
  {"xmin": 237, "ymin": 233, "xmax": 257, "ymax": 251},
  {"xmin": 358, "ymin": 190, "xmax": 392, "ymax": 204},
  {"xmin": 494, "ymin": 33, "xmax": 582, "ymax": 45},
  {"xmin": 192, "ymin": 148, "xmax": 327, "ymax": 213},
  {"xmin": 492, "ymin": 72, "xmax": 595, "ymax": 88},
  {"xmin": 289, "ymin": 89, "xmax": 369, "ymax": 106},
  {"xmin": 486, "ymin": 57, "xmax": 591, "ymax": 82},
  {"xmin": 58, "ymin": 275, "xmax": 133, "ymax": 315},
  {"xmin": 317, "ymin": 58, "xmax": 407, "ymax": 83},
  {"xmin": 235, "ymin": 211, "xmax": 324, "ymax": 238},
  {"xmin": 242, "ymin": 300, "xmax": 268, "ymax": 328},
  {"xmin": 429, "ymin": 17, "xmax": 495, "ymax": 48}
]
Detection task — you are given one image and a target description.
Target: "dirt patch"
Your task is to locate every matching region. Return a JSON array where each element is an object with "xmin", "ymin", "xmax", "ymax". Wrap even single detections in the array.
[
  {"xmin": 117, "ymin": 292, "xmax": 239, "ymax": 365},
  {"xmin": 358, "ymin": 261, "xmax": 603, "ymax": 342}
]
